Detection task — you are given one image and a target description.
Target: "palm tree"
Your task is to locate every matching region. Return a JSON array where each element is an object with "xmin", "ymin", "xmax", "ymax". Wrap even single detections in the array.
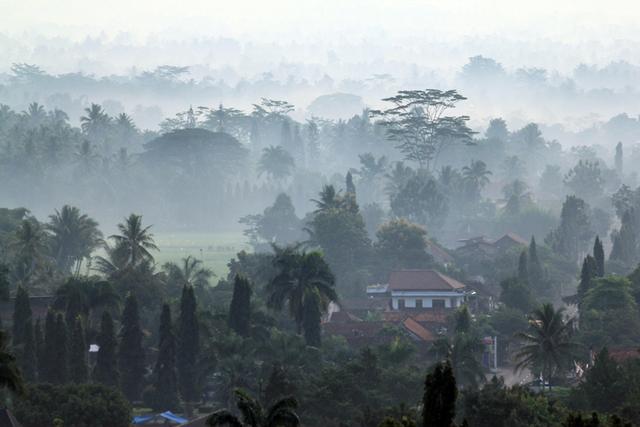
[
  {"xmin": 163, "ymin": 256, "xmax": 214, "ymax": 297},
  {"xmin": 47, "ymin": 205, "xmax": 103, "ymax": 274},
  {"xmin": 23, "ymin": 102, "xmax": 46, "ymax": 127},
  {"xmin": 207, "ymin": 389, "xmax": 299, "ymax": 427},
  {"xmin": 266, "ymin": 245, "xmax": 337, "ymax": 334},
  {"xmin": 258, "ymin": 146, "xmax": 295, "ymax": 181},
  {"xmin": 438, "ymin": 165, "xmax": 461, "ymax": 188},
  {"xmin": 0, "ymin": 330, "xmax": 24, "ymax": 396},
  {"xmin": 429, "ymin": 306, "xmax": 485, "ymax": 388},
  {"xmin": 515, "ymin": 303, "xmax": 580, "ymax": 389},
  {"xmin": 53, "ymin": 276, "xmax": 120, "ymax": 328},
  {"xmin": 384, "ymin": 161, "xmax": 414, "ymax": 195},
  {"xmin": 108, "ymin": 214, "xmax": 158, "ymax": 266},
  {"xmin": 9, "ymin": 220, "xmax": 50, "ymax": 286},
  {"xmin": 462, "ymin": 160, "xmax": 492, "ymax": 193},
  {"xmin": 310, "ymin": 185, "xmax": 342, "ymax": 212},
  {"xmin": 80, "ymin": 103, "xmax": 111, "ymax": 136}
]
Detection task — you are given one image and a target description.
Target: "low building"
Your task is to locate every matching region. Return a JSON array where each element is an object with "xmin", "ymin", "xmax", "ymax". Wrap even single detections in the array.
[
  {"xmin": 454, "ymin": 232, "xmax": 527, "ymax": 260},
  {"xmin": 387, "ymin": 269, "xmax": 466, "ymax": 310}
]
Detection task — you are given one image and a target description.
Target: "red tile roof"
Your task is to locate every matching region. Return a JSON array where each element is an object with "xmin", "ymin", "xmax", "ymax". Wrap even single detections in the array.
[
  {"xmin": 403, "ymin": 317, "xmax": 435, "ymax": 342},
  {"xmin": 609, "ymin": 347, "xmax": 640, "ymax": 363},
  {"xmin": 388, "ymin": 270, "xmax": 465, "ymax": 292}
]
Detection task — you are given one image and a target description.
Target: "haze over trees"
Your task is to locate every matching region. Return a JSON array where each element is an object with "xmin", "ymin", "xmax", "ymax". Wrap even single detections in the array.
[{"xmin": 4, "ymin": 9, "xmax": 640, "ymax": 425}]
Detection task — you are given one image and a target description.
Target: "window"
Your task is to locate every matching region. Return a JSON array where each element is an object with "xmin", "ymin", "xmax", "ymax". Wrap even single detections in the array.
[
  {"xmin": 432, "ymin": 299, "xmax": 445, "ymax": 309},
  {"xmin": 398, "ymin": 299, "xmax": 405, "ymax": 309},
  {"xmin": 416, "ymin": 299, "xmax": 423, "ymax": 308}
]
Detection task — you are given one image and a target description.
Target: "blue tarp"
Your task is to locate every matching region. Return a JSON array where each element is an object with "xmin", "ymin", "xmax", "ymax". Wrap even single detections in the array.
[{"xmin": 132, "ymin": 411, "xmax": 188, "ymax": 425}]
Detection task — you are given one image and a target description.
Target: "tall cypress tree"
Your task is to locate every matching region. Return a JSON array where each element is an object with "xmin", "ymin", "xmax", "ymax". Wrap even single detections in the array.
[
  {"xmin": 593, "ymin": 236, "xmax": 605, "ymax": 277},
  {"xmin": 517, "ymin": 250, "xmax": 528, "ymax": 284},
  {"xmin": 177, "ymin": 285, "xmax": 199, "ymax": 403},
  {"xmin": 41, "ymin": 310, "xmax": 57, "ymax": 383},
  {"xmin": 578, "ymin": 255, "xmax": 597, "ymax": 305},
  {"xmin": 528, "ymin": 236, "xmax": 544, "ymax": 288},
  {"xmin": 615, "ymin": 142, "xmax": 623, "ymax": 176},
  {"xmin": 422, "ymin": 361, "xmax": 457, "ymax": 427},
  {"xmin": 228, "ymin": 275, "xmax": 252, "ymax": 337},
  {"xmin": 21, "ymin": 318, "xmax": 37, "ymax": 382},
  {"xmin": 34, "ymin": 318, "xmax": 44, "ymax": 381},
  {"xmin": 302, "ymin": 290, "xmax": 322, "ymax": 347},
  {"xmin": 610, "ymin": 211, "xmax": 637, "ymax": 267},
  {"xmin": 54, "ymin": 313, "xmax": 69, "ymax": 384},
  {"xmin": 12, "ymin": 286, "xmax": 31, "ymax": 347},
  {"xmin": 118, "ymin": 293, "xmax": 145, "ymax": 401},
  {"xmin": 152, "ymin": 304, "xmax": 179, "ymax": 410},
  {"xmin": 69, "ymin": 316, "xmax": 88, "ymax": 383},
  {"xmin": 94, "ymin": 311, "xmax": 119, "ymax": 388}
]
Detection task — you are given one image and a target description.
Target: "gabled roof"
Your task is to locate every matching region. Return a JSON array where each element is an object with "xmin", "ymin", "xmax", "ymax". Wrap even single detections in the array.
[
  {"xmin": 494, "ymin": 232, "xmax": 528, "ymax": 246},
  {"xmin": 388, "ymin": 270, "xmax": 465, "ymax": 292},
  {"xmin": 403, "ymin": 317, "xmax": 435, "ymax": 342}
]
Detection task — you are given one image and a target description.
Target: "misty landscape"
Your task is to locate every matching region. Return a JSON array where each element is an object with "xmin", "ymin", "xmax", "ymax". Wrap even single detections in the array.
[{"xmin": 2, "ymin": 1, "xmax": 640, "ymax": 426}]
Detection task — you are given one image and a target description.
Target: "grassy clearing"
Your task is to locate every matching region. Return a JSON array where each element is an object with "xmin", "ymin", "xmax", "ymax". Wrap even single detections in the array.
[{"xmin": 152, "ymin": 231, "xmax": 250, "ymax": 278}]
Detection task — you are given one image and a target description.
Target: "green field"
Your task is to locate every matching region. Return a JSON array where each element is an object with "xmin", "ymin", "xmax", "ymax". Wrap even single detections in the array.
[{"xmin": 152, "ymin": 231, "xmax": 250, "ymax": 278}]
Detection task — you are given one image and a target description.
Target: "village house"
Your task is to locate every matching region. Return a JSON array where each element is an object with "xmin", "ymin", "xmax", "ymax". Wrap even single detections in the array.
[
  {"xmin": 367, "ymin": 269, "xmax": 466, "ymax": 310},
  {"xmin": 454, "ymin": 232, "xmax": 527, "ymax": 259}
]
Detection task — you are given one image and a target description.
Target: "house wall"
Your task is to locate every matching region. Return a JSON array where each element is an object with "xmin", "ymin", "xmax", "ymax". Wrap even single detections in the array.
[{"xmin": 390, "ymin": 291, "xmax": 464, "ymax": 310}]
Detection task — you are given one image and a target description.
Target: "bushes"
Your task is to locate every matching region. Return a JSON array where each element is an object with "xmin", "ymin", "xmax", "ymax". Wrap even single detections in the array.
[{"xmin": 14, "ymin": 383, "xmax": 131, "ymax": 427}]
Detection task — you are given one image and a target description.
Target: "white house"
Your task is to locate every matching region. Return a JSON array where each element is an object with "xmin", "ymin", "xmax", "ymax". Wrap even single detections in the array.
[{"xmin": 386, "ymin": 269, "xmax": 466, "ymax": 310}]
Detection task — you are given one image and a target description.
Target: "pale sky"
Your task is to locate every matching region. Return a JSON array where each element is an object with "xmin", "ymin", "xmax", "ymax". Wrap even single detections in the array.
[{"xmin": 3, "ymin": 0, "xmax": 640, "ymax": 43}]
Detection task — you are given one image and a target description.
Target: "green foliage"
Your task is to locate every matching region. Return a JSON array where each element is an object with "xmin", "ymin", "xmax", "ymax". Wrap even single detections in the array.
[
  {"xmin": 20, "ymin": 316, "xmax": 37, "ymax": 382},
  {"xmin": 374, "ymin": 218, "xmax": 433, "ymax": 279},
  {"xmin": 14, "ymin": 383, "xmax": 131, "ymax": 427},
  {"xmin": 12, "ymin": 286, "xmax": 32, "ymax": 348},
  {"xmin": 147, "ymin": 304, "xmax": 179, "ymax": 411},
  {"xmin": 593, "ymin": 237, "xmax": 605, "ymax": 277},
  {"xmin": 258, "ymin": 145, "xmax": 295, "ymax": 181},
  {"xmin": 577, "ymin": 348, "xmax": 626, "ymax": 413},
  {"xmin": 0, "ymin": 329, "xmax": 25, "ymax": 396},
  {"xmin": 564, "ymin": 160, "xmax": 604, "ymax": 203},
  {"xmin": 500, "ymin": 277, "xmax": 535, "ymax": 313},
  {"xmin": 42, "ymin": 312, "xmax": 68, "ymax": 384},
  {"xmin": 240, "ymin": 193, "xmax": 302, "ymax": 249},
  {"xmin": 515, "ymin": 304, "xmax": 580, "ymax": 384},
  {"xmin": 390, "ymin": 173, "xmax": 448, "ymax": 232},
  {"xmin": 578, "ymin": 255, "xmax": 598, "ymax": 305},
  {"xmin": 307, "ymin": 185, "xmax": 371, "ymax": 296},
  {"xmin": 228, "ymin": 274, "xmax": 253, "ymax": 337},
  {"xmin": 461, "ymin": 377, "xmax": 561, "ymax": 427},
  {"xmin": 93, "ymin": 311, "xmax": 119, "ymax": 388},
  {"xmin": 580, "ymin": 276, "xmax": 640, "ymax": 347},
  {"xmin": 610, "ymin": 211, "xmax": 637, "ymax": 269},
  {"xmin": 301, "ymin": 289, "xmax": 322, "ymax": 347},
  {"xmin": 68, "ymin": 316, "xmax": 88, "ymax": 383},
  {"xmin": 561, "ymin": 412, "xmax": 632, "ymax": 427},
  {"xmin": 47, "ymin": 205, "xmax": 103, "ymax": 274},
  {"xmin": 177, "ymin": 285, "xmax": 200, "ymax": 402},
  {"xmin": 370, "ymin": 89, "xmax": 474, "ymax": 169},
  {"xmin": 0, "ymin": 264, "xmax": 10, "ymax": 301},
  {"xmin": 517, "ymin": 250, "xmax": 528, "ymax": 283},
  {"xmin": 118, "ymin": 293, "xmax": 145, "ymax": 401},
  {"xmin": 207, "ymin": 388, "xmax": 300, "ymax": 427},
  {"xmin": 528, "ymin": 236, "xmax": 545, "ymax": 289},
  {"xmin": 267, "ymin": 246, "xmax": 337, "ymax": 346},
  {"xmin": 546, "ymin": 196, "xmax": 593, "ymax": 264},
  {"xmin": 422, "ymin": 361, "xmax": 457, "ymax": 427}
]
